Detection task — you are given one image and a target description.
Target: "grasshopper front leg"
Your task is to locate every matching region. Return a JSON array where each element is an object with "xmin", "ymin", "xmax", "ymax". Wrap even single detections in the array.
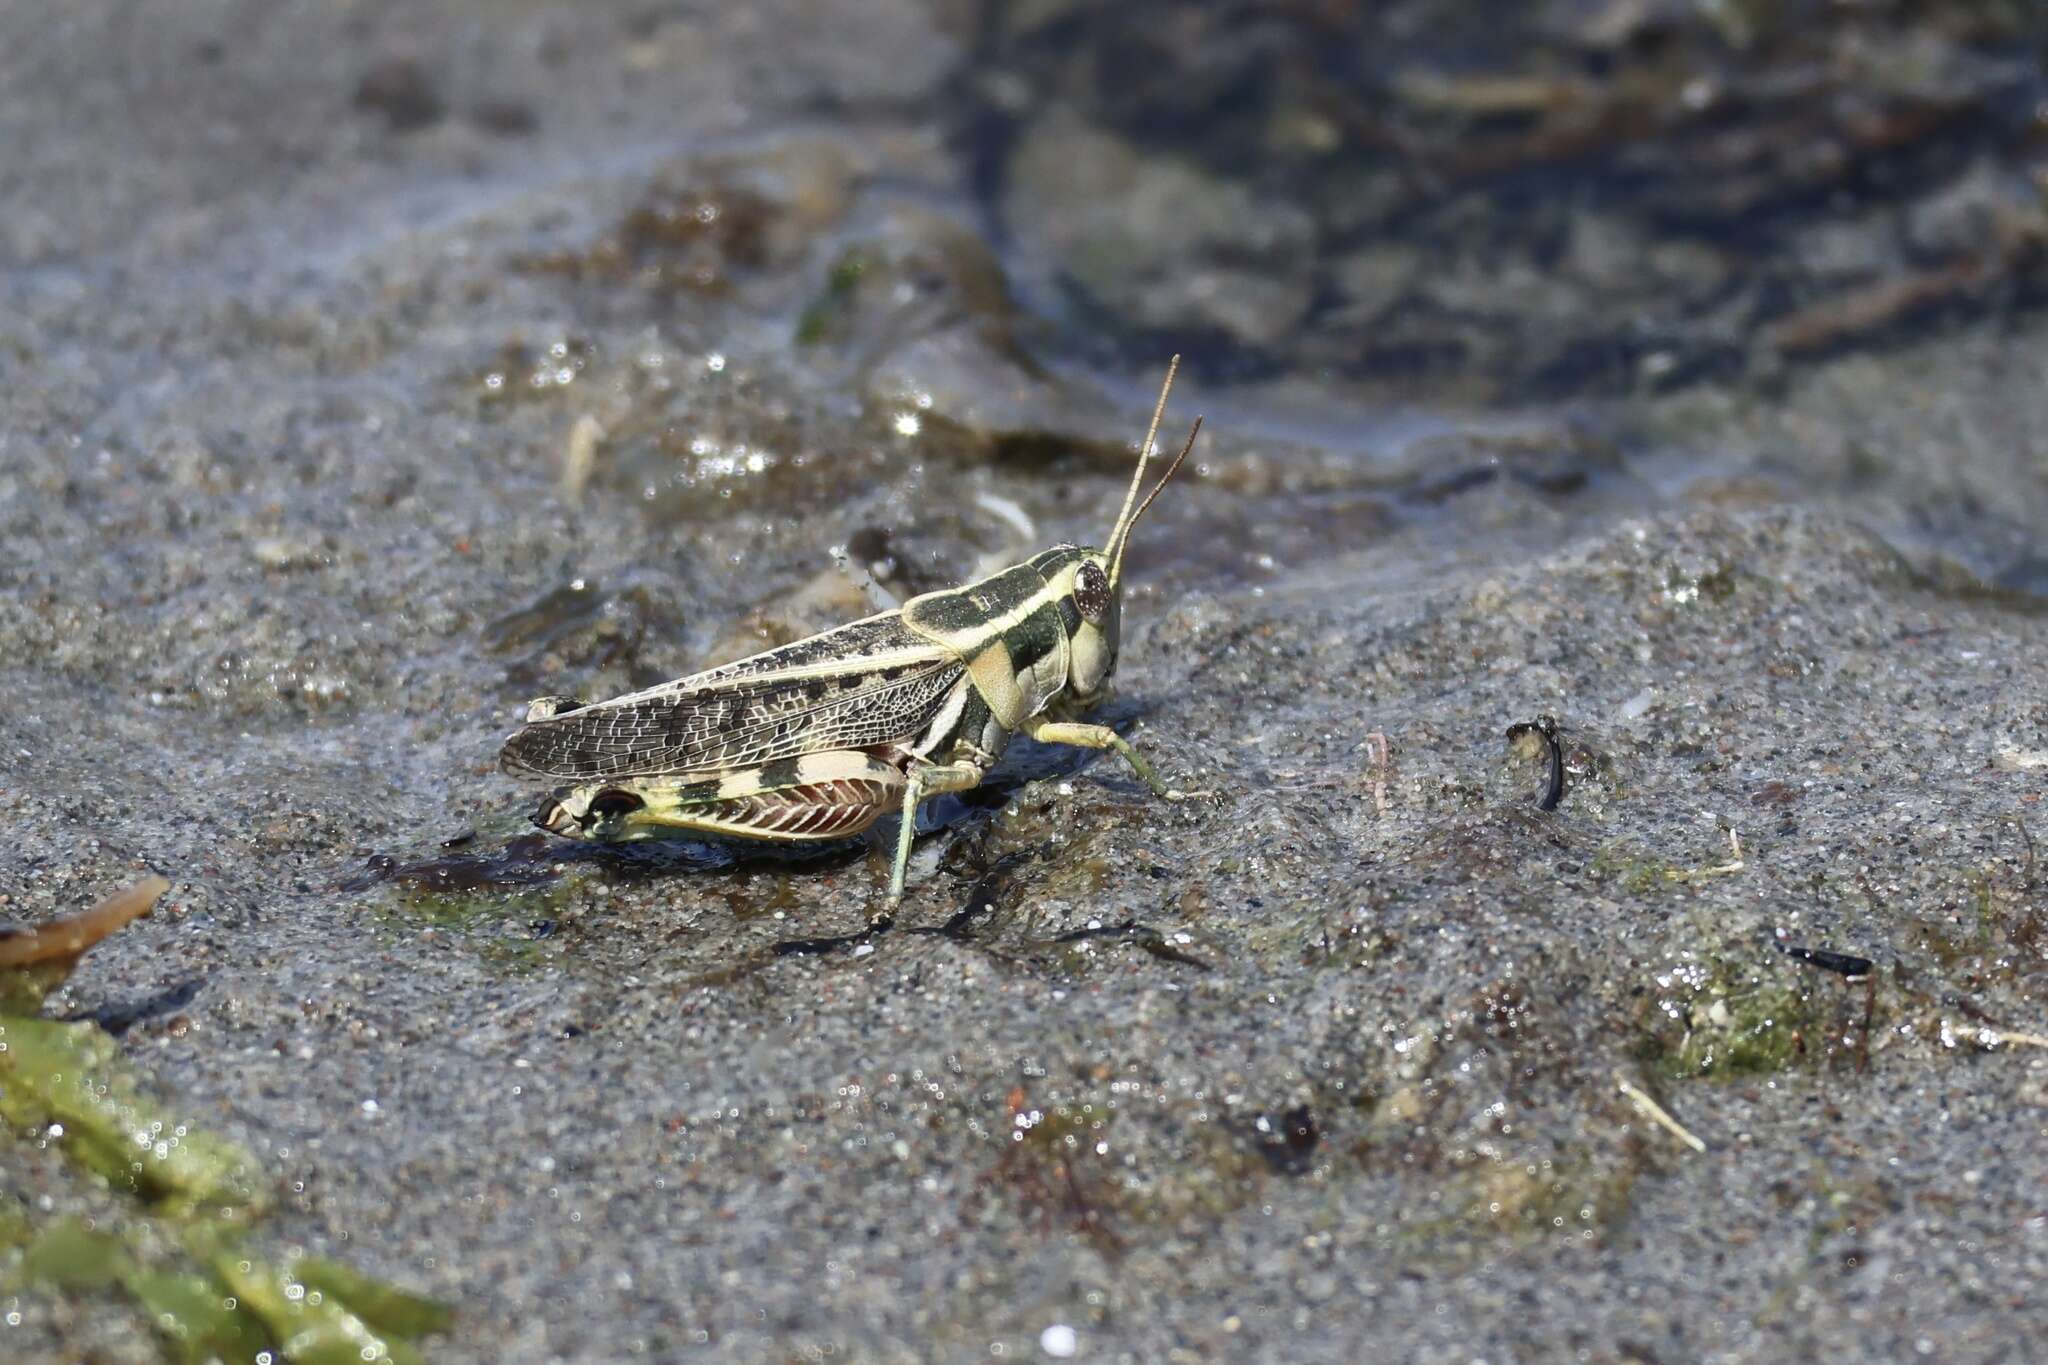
[
  {"xmin": 1022, "ymin": 719, "xmax": 1211, "ymax": 802},
  {"xmin": 875, "ymin": 759, "xmax": 987, "ymax": 929}
]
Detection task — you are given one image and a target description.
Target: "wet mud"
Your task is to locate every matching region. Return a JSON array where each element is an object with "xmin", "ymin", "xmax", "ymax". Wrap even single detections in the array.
[{"xmin": 3, "ymin": 3, "xmax": 2047, "ymax": 1361}]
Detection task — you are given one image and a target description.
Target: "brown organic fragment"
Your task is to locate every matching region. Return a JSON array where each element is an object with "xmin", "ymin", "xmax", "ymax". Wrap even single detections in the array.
[
  {"xmin": 0, "ymin": 875, "xmax": 169, "ymax": 1013},
  {"xmin": 0, "ymin": 875, "xmax": 168, "ymax": 968}
]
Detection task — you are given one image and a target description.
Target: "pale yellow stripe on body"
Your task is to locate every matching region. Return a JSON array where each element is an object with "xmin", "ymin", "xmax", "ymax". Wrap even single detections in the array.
[{"xmin": 964, "ymin": 639, "xmax": 1027, "ymax": 730}]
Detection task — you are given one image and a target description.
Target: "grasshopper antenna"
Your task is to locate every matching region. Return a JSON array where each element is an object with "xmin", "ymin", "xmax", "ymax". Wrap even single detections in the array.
[
  {"xmin": 1108, "ymin": 356, "xmax": 1200, "ymax": 583},
  {"xmin": 1115, "ymin": 415, "xmax": 1202, "ymax": 580}
]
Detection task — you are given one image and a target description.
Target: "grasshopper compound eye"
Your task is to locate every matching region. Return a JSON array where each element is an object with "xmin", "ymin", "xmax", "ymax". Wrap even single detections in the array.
[{"xmin": 1074, "ymin": 560, "xmax": 1111, "ymax": 624}]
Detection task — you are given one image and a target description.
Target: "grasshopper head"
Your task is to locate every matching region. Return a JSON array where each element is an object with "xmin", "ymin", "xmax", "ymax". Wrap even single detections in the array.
[
  {"xmin": 1066, "ymin": 357, "xmax": 1202, "ymax": 701},
  {"xmin": 1059, "ymin": 548, "xmax": 1123, "ymax": 701}
]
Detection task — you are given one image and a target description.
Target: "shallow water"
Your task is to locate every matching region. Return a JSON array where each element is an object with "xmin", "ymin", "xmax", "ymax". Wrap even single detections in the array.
[{"xmin": 4, "ymin": 3, "xmax": 2047, "ymax": 1362}]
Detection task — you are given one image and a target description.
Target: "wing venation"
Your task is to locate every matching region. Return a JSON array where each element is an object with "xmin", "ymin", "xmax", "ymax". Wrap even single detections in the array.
[{"xmin": 499, "ymin": 614, "xmax": 965, "ymax": 779}]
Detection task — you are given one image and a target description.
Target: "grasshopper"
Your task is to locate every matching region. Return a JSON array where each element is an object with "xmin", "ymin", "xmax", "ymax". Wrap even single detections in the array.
[{"xmin": 499, "ymin": 358, "xmax": 1206, "ymax": 928}]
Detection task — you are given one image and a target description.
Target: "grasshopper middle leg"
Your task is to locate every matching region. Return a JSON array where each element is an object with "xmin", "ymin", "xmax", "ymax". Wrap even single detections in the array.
[{"xmin": 877, "ymin": 759, "xmax": 987, "ymax": 928}]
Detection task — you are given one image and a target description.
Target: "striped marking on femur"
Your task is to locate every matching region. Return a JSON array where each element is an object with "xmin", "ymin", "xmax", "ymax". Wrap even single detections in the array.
[{"xmin": 731, "ymin": 777, "xmax": 895, "ymax": 837}]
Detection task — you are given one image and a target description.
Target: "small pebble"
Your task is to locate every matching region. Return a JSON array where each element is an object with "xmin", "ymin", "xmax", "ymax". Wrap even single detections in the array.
[{"xmin": 1039, "ymin": 1324, "xmax": 1077, "ymax": 1358}]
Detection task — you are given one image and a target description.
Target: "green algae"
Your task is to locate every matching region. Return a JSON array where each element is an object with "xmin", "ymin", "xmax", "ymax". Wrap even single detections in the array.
[
  {"xmin": 1, "ymin": 881, "xmax": 450, "ymax": 1363},
  {"xmin": 211, "ymin": 1248, "xmax": 428, "ymax": 1365},
  {"xmin": 1588, "ymin": 841, "xmax": 1683, "ymax": 896},
  {"xmin": 21, "ymin": 1217, "xmax": 131, "ymax": 1291},
  {"xmin": 126, "ymin": 1268, "xmax": 276, "ymax": 1364},
  {"xmin": 1381, "ymin": 1151, "xmax": 1644, "ymax": 1253},
  {"xmin": 7, "ymin": 1222, "xmax": 444, "ymax": 1365},
  {"xmin": 1637, "ymin": 942, "xmax": 1866, "ymax": 1079},
  {"xmin": 794, "ymin": 250, "xmax": 868, "ymax": 345},
  {"xmin": 1589, "ymin": 828, "xmax": 1746, "ymax": 897},
  {"xmin": 375, "ymin": 884, "xmax": 572, "ymax": 977},
  {"xmin": 348, "ymin": 826, "xmax": 580, "ymax": 976},
  {"xmin": 389, "ymin": 883, "xmax": 565, "ymax": 933},
  {"xmin": 293, "ymin": 1256, "xmax": 454, "ymax": 1341},
  {"xmin": 0, "ymin": 961, "xmax": 82, "ymax": 1016},
  {"xmin": 0, "ymin": 1037, "xmax": 453, "ymax": 1361},
  {"xmin": 0, "ymin": 1017, "xmax": 267, "ymax": 1216},
  {"xmin": 1906, "ymin": 854, "xmax": 2044, "ymax": 987}
]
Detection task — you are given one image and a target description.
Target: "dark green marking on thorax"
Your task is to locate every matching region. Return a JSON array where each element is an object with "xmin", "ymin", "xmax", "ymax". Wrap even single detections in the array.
[
  {"xmin": 1004, "ymin": 599, "xmax": 1066, "ymax": 674},
  {"xmin": 924, "ymin": 686, "xmax": 994, "ymax": 760},
  {"xmin": 1055, "ymin": 593, "xmax": 1082, "ymax": 638},
  {"xmin": 907, "ymin": 562, "xmax": 1052, "ymax": 638},
  {"xmin": 955, "ymin": 689, "xmax": 992, "ymax": 750}
]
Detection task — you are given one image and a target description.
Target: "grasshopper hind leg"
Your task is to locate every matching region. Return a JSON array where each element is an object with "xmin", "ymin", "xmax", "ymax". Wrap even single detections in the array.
[
  {"xmin": 542, "ymin": 751, "xmax": 992, "ymax": 938},
  {"xmin": 543, "ymin": 752, "xmax": 909, "ymax": 843}
]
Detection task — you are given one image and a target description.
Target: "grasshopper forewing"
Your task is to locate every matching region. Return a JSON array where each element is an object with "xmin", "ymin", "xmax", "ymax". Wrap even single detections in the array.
[{"xmin": 500, "ymin": 358, "xmax": 1206, "ymax": 927}]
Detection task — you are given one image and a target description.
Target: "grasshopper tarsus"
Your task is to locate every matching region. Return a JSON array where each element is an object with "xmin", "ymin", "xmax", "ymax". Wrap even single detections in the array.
[
  {"xmin": 503, "ymin": 359, "xmax": 1207, "ymax": 927},
  {"xmin": 772, "ymin": 913, "xmax": 894, "ymax": 957},
  {"xmin": 770, "ymin": 930, "xmax": 873, "ymax": 958}
]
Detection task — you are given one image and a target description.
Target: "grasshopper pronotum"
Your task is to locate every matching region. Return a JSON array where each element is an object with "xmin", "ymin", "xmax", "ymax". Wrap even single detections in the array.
[{"xmin": 500, "ymin": 359, "xmax": 1206, "ymax": 927}]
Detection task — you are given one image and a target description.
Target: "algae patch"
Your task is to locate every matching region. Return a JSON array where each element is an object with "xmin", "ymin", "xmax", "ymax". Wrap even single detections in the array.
[
  {"xmin": 1637, "ymin": 939, "xmax": 1869, "ymax": 1078},
  {"xmin": 0, "ymin": 876, "xmax": 451, "ymax": 1363},
  {"xmin": 6, "ymin": 1221, "xmax": 446, "ymax": 1365},
  {"xmin": 209, "ymin": 1245, "xmax": 446, "ymax": 1365},
  {"xmin": 0, "ymin": 1017, "xmax": 265, "ymax": 1216}
]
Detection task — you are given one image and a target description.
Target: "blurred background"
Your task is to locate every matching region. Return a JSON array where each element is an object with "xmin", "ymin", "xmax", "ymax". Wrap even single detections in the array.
[{"xmin": 7, "ymin": 0, "xmax": 2046, "ymax": 604}]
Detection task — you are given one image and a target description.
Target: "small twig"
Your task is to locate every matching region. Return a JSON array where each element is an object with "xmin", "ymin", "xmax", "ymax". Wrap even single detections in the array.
[
  {"xmin": 1970, "ymin": 1028, "xmax": 2048, "ymax": 1051},
  {"xmin": 1669, "ymin": 828, "xmax": 1744, "ymax": 880},
  {"xmin": 1615, "ymin": 1071, "xmax": 1708, "ymax": 1154},
  {"xmin": 1362, "ymin": 732, "xmax": 1392, "ymax": 815},
  {"xmin": 1775, "ymin": 941, "xmax": 1873, "ymax": 979},
  {"xmin": 560, "ymin": 413, "xmax": 605, "ymax": 503}
]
